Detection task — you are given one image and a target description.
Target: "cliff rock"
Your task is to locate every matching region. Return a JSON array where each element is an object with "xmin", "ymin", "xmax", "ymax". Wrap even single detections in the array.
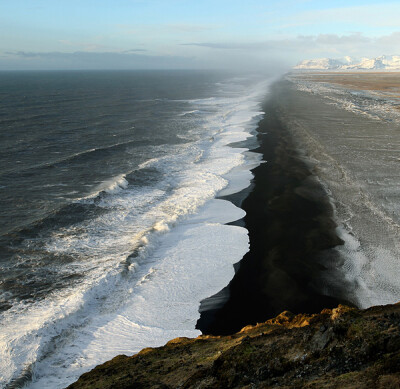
[{"xmin": 68, "ymin": 303, "xmax": 400, "ymax": 388}]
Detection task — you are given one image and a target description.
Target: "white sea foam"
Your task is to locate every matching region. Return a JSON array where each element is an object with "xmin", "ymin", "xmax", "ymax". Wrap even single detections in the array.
[
  {"xmin": 178, "ymin": 109, "xmax": 201, "ymax": 116},
  {"xmin": 103, "ymin": 174, "xmax": 129, "ymax": 194},
  {"xmin": 0, "ymin": 76, "xmax": 271, "ymax": 388},
  {"xmin": 25, "ymin": 200, "xmax": 248, "ymax": 389},
  {"xmin": 77, "ymin": 173, "xmax": 131, "ymax": 200}
]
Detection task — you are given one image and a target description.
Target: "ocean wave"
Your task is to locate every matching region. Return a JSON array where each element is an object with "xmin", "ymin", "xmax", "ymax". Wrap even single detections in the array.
[
  {"xmin": 80, "ymin": 174, "xmax": 130, "ymax": 200},
  {"xmin": 0, "ymin": 139, "xmax": 152, "ymax": 177},
  {"xmin": 0, "ymin": 75, "xmax": 271, "ymax": 388},
  {"xmin": 177, "ymin": 109, "xmax": 201, "ymax": 116}
]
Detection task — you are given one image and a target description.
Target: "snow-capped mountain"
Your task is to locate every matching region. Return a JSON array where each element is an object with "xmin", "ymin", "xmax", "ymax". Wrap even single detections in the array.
[
  {"xmin": 294, "ymin": 55, "xmax": 400, "ymax": 70},
  {"xmin": 293, "ymin": 58, "xmax": 344, "ymax": 70}
]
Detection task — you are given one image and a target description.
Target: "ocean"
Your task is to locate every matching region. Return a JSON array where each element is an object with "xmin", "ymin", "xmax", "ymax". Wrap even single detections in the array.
[{"xmin": 0, "ymin": 70, "xmax": 269, "ymax": 388}]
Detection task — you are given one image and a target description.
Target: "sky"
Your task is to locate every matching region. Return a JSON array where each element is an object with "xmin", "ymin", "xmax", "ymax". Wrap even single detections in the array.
[{"xmin": 1, "ymin": 0, "xmax": 400, "ymax": 71}]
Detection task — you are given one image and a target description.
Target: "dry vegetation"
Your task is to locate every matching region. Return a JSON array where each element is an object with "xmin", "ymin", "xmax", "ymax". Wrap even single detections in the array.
[{"xmin": 294, "ymin": 72, "xmax": 400, "ymax": 101}]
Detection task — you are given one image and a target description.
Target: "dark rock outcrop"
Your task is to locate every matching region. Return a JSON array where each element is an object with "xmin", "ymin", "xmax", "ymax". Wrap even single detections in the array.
[{"xmin": 67, "ymin": 303, "xmax": 400, "ymax": 388}]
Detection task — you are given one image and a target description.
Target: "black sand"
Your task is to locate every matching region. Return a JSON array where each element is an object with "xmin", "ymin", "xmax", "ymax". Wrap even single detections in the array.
[{"xmin": 197, "ymin": 80, "xmax": 351, "ymax": 335}]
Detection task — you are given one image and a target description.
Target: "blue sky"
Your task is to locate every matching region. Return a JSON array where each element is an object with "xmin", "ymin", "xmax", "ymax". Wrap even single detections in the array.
[{"xmin": 1, "ymin": 0, "xmax": 400, "ymax": 70}]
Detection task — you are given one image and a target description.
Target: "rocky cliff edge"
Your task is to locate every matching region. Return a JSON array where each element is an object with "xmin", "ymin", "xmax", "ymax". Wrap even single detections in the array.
[{"xmin": 67, "ymin": 303, "xmax": 400, "ymax": 388}]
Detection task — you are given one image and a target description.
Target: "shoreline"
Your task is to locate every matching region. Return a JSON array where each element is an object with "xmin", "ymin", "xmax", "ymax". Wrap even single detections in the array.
[
  {"xmin": 67, "ymin": 74, "xmax": 400, "ymax": 388},
  {"xmin": 0, "ymin": 74, "xmax": 268, "ymax": 389},
  {"xmin": 195, "ymin": 142, "xmax": 260, "ymax": 315},
  {"xmin": 197, "ymin": 79, "xmax": 352, "ymax": 335}
]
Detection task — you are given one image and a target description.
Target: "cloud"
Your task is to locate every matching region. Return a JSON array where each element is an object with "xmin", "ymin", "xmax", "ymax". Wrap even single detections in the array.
[
  {"xmin": 1, "ymin": 51, "xmax": 195, "ymax": 70},
  {"xmin": 376, "ymin": 31, "xmax": 400, "ymax": 45},
  {"xmin": 58, "ymin": 40, "xmax": 119, "ymax": 52},
  {"xmin": 181, "ymin": 38, "xmax": 308, "ymax": 51},
  {"xmin": 3, "ymin": 31, "xmax": 400, "ymax": 71},
  {"xmin": 122, "ymin": 49, "xmax": 148, "ymax": 53},
  {"xmin": 313, "ymin": 33, "xmax": 370, "ymax": 45},
  {"xmin": 181, "ymin": 42, "xmax": 247, "ymax": 50},
  {"xmin": 0, "ymin": 48, "xmax": 287, "ymax": 73},
  {"xmin": 165, "ymin": 23, "xmax": 220, "ymax": 33},
  {"xmin": 115, "ymin": 23, "xmax": 218, "ymax": 37},
  {"xmin": 182, "ymin": 33, "xmax": 367, "ymax": 52},
  {"xmin": 182, "ymin": 32, "xmax": 400, "ymax": 60}
]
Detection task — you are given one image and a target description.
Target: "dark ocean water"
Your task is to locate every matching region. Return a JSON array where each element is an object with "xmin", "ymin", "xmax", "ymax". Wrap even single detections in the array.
[
  {"xmin": 0, "ymin": 70, "xmax": 231, "ymax": 308},
  {"xmin": 0, "ymin": 70, "xmax": 268, "ymax": 388}
]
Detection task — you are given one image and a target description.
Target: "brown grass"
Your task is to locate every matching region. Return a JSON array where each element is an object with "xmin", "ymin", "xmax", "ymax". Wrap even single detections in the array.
[{"xmin": 293, "ymin": 72, "xmax": 400, "ymax": 97}]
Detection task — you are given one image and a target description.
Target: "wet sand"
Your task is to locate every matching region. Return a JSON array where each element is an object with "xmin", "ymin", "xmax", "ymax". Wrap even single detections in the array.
[
  {"xmin": 197, "ymin": 80, "xmax": 351, "ymax": 335},
  {"xmin": 199, "ymin": 75, "xmax": 400, "ymax": 335}
]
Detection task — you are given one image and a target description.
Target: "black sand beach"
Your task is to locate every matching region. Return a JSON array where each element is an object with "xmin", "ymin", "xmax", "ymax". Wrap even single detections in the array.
[
  {"xmin": 197, "ymin": 79, "xmax": 351, "ymax": 335},
  {"xmin": 68, "ymin": 76, "xmax": 400, "ymax": 389}
]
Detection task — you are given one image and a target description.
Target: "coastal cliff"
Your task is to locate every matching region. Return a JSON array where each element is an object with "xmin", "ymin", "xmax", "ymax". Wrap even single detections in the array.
[{"xmin": 68, "ymin": 302, "xmax": 400, "ymax": 388}]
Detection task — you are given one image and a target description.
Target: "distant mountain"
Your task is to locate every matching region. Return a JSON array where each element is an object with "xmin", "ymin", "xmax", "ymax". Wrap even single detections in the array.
[{"xmin": 294, "ymin": 55, "xmax": 400, "ymax": 70}]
